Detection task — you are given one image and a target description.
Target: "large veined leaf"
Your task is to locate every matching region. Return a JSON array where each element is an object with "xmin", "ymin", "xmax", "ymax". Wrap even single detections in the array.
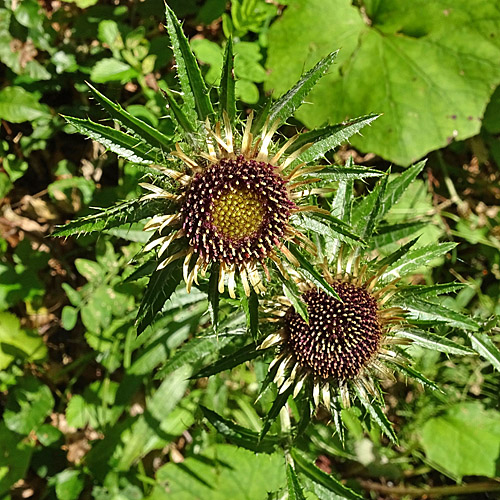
[
  {"xmin": 266, "ymin": 0, "xmax": 500, "ymax": 165},
  {"xmin": 421, "ymin": 402, "xmax": 500, "ymax": 479},
  {"xmin": 157, "ymin": 444, "xmax": 286, "ymax": 500}
]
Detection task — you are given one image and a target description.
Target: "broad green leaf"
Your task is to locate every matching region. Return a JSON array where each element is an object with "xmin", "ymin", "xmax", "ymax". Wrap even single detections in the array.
[
  {"xmin": 63, "ymin": 0, "xmax": 98, "ymax": 7},
  {"xmin": 381, "ymin": 242, "xmax": 457, "ymax": 281},
  {"xmin": 53, "ymin": 470, "xmax": 85, "ymax": 500},
  {"xmin": 86, "ymin": 83, "xmax": 172, "ymax": 150},
  {"xmin": 63, "ymin": 116, "xmax": 160, "ymax": 165},
  {"xmin": 66, "ymin": 381, "xmax": 122, "ymax": 429},
  {"xmin": 61, "ymin": 306, "xmax": 78, "ymax": 330},
  {"xmin": 4, "ymin": 377, "xmax": 54, "ymax": 435},
  {"xmin": 0, "ymin": 86, "xmax": 49, "ymax": 122},
  {"xmin": 467, "ymin": 332, "xmax": 500, "ymax": 371},
  {"xmin": 90, "ymin": 58, "xmax": 137, "ymax": 83},
  {"xmin": 52, "ymin": 199, "xmax": 167, "ymax": 237},
  {"xmin": 261, "ymin": 51, "xmax": 338, "ymax": 131},
  {"xmin": 219, "ymin": 37, "xmax": 236, "ymax": 122},
  {"xmin": 0, "ymin": 312, "xmax": 47, "ymax": 369},
  {"xmin": 164, "ymin": 3, "xmax": 214, "ymax": 121},
  {"xmin": 291, "ymin": 449, "xmax": 362, "ymax": 500},
  {"xmin": 75, "ymin": 258, "xmax": 102, "ymax": 282},
  {"xmin": 266, "ymin": 0, "xmax": 500, "ymax": 165},
  {"xmin": 421, "ymin": 402, "xmax": 500, "ymax": 479},
  {"xmin": 117, "ymin": 366, "xmax": 191, "ymax": 470},
  {"xmin": 201, "ymin": 406, "xmax": 280, "ymax": 454},
  {"xmin": 286, "ymin": 464, "xmax": 306, "ymax": 500},
  {"xmin": 289, "ymin": 114, "xmax": 380, "ymax": 165},
  {"xmin": 0, "ymin": 423, "xmax": 33, "ymax": 496},
  {"xmin": 192, "ymin": 342, "xmax": 262, "ymax": 379},
  {"xmin": 136, "ymin": 259, "xmax": 184, "ymax": 334},
  {"xmin": 157, "ymin": 444, "xmax": 286, "ymax": 500},
  {"xmin": 395, "ymin": 328, "xmax": 473, "ymax": 355}
]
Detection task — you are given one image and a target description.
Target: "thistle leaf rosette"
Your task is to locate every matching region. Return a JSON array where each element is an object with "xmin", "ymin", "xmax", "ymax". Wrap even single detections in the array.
[{"xmin": 54, "ymin": 4, "xmax": 379, "ymax": 332}]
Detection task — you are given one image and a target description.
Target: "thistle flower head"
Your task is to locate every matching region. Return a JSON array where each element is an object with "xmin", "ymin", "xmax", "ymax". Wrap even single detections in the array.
[
  {"xmin": 142, "ymin": 112, "xmax": 323, "ymax": 298},
  {"xmin": 261, "ymin": 250, "xmax": 411, "ymax": 410}
]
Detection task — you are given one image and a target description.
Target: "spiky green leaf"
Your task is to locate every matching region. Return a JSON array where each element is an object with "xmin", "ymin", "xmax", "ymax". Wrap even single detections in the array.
[
  {"xmin": 397, "ymin": 297, "xmax": 480, "ymax": 331},
  {"xmin": 192, "ymin": 342, "xmax": 263, "ymax": 379},
  {"xmin": 307, "ymin": 165, "xmax": 382, "ymax": 182},
  {"xmin": 290, "ymin": 449, "xmax": 362, "ymax": 500},
  {"xmin": 281, "ymin": 276, "xmax": 308, "ymax": 323},
  {"xmin": 261, "ymin": 51, "xmax": 338, "ymax": 132},
  {"xmin": 360, "ymin": 171, "xmax": 389, "ymax": 240},
  {"xmin": 287, "ymin": 245, "xmax": 340, "ymax": 301},
  {"xmin": 201, "ymin": 406, "xmax": 280, "ymax": 454},
  {"xmin": 161, "ymin": 87, "xmax": 196, "ymax": 134},
  {"xmin": 156, "ymin": 333, "xmax": 238, "ymax": 379},
  {"xmin": 376, "ymin": 237, "xmax": 420, "ymax": 268},
  {"xmin": 219, "ymin": 37, "xmax": 236, "ymax": 123},
  {"xmin": 331, "ymin": 177, "xmax": 354, "ymax": 225},
  {"xmin": 208, "ymin": 263, "xmax": 220, "ymax": 333},
  {"xmin": 398, "ymin": 283, "xmax": 467, "ymax": 298},
  {"xmin": 260, "ymin": 385, "xmax": 294, "ymax": 439},
  {"xmin": 370, "ymin": 221, "xmax": 427, "ymax": 249},
  {"xmin": 381, "ymin": 242, "xmax": 458, "ymax": 281},
  {"xmin": 63, "ymin": 116, "xmax": 160, "ymax": 165},
  {"xmin": 379, "ymin": 160, "xmax": 427, "ymax": 218},
  {"xmin": 290, "ymin": 114, "xmax": 380, "ymax": 165},
  {"xmin": 287, "ymin": 464, "xmax": 306, "ymax": 500},
  {"xmin": 396, "ymin": 328, "xmax": 473, "ymax": 355},
  {"xmin": 303, "ymin": 212, "xmax": 364, "ymax": 243},
  {"xmin": 394, "ymin": 363, "xmax": 441, "ymax": 391},
  {"xmin": 53, "ymin": 199, "xmax": 167, "ymax": 237},
  {"xmin": 467, "ymin": 332, "xmax": 500, "ymax": 371},
  {"xmin": 164, "ymin": 4, "xmax": 214, "ymax": 121},
  {"xmin": 86, "ymin": 82, "xmax": 172, "ymax": 150},
  {"xmin": 136, "ymin": 259, "xmax": 183, "ymax": 334},
  {"xmin": 356, "ymin": 391, "xmax": 398, "ymax": 445}
]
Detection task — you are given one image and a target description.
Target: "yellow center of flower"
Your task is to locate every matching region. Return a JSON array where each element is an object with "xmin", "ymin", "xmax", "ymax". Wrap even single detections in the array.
[{"xmin": 211, "ymin": 187, "xmax": 266, "ymax": 242}]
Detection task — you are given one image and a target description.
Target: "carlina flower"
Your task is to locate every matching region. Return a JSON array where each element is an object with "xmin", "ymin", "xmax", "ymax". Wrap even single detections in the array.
[
  {"xmin": 141, "ymin": 112, "xmax": 327, "ymax": 299},
  {"xmin": 260, "ymin": 249, "xmax": 412, "ymax": 411}
]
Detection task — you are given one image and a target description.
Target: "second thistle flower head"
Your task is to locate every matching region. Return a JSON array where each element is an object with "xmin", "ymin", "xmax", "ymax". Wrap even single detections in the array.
[{"xmin": 262, "ymin": 251, "xmax": 408, "ymax": 410}]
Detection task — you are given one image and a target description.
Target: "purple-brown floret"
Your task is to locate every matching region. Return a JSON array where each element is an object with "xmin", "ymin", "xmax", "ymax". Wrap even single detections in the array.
[
  {"xmin": 284, "ymin": 282, "xmax": 382, "ymax": 380},
  {"xmin": 181, "ymin": 155, "xmax": 295, "ymax": 266}
]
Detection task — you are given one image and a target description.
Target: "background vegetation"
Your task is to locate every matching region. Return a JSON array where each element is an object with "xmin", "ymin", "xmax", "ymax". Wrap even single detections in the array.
[{"xmin": 0, "ymin": 0, "xmax": 499, "ymax": 499}]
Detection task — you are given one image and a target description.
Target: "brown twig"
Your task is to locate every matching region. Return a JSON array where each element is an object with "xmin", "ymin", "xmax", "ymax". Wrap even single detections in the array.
[{"xmin": 360, "ymin": 479, "xmax": 500, "ymax": 498}]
